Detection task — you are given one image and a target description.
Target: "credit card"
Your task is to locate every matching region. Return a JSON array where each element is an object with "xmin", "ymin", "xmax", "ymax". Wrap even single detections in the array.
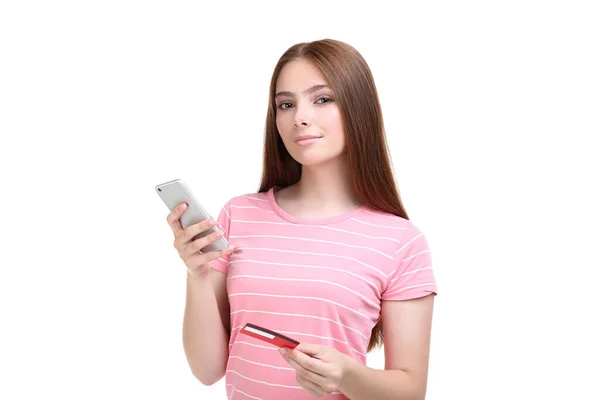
[{"xmin": 240, "ymin": 323, "xmax": 299, "ymax": 349}]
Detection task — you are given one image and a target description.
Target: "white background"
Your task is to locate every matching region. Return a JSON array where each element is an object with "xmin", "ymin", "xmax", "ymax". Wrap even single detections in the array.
[{"xmin": 1, "ymin": 1, "xmax": 599, "ymax": 399}]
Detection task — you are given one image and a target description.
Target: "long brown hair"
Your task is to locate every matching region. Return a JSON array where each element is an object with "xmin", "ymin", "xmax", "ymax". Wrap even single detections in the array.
[{"xmin": 258, "ymin": 39, "xmax": 409, "ymax": 353}]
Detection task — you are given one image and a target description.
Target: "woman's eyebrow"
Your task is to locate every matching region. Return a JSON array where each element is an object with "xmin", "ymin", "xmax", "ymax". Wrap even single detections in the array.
[{"xmin": 275, "ymin": 84, "xmax": 330, "ymax": 99}]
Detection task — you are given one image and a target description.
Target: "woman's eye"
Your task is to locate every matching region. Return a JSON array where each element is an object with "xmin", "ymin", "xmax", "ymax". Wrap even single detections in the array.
[
  {"xmin": 316, "ymin": 97, "xmax": 332, "ymax": 104},
  {"xmin": 278, "ymin": 98, "xmax": 331, "ymax": 109}
]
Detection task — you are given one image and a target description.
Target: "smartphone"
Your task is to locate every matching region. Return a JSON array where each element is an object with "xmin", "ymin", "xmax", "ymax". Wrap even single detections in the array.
[
  {"xmin": 155, "ymin": 179, "xmax": 229, "ymax": 253},
  {"xmin": 240, "ymin": 323, "xmax": 299, "ymax": 349}
]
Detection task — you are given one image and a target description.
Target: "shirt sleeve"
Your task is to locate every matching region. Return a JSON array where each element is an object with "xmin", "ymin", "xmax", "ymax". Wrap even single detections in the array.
[
  {"xmin": 381, "ymin": 221, "xmax": 438, "ymax": 301},
  {"xmin": 209, "ymin": 200, "xmax": 232, "ymax": 274}
]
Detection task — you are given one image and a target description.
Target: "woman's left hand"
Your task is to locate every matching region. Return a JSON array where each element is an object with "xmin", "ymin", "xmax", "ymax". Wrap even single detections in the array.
[{"xmin": 279, "ymin": 343, "xmax": 354, "ymax": 397}]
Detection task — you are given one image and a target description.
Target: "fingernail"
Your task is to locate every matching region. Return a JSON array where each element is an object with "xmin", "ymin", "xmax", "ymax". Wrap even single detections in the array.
[{"xmin": 279, "ymin": 348, "xmax": 288, "ymax": 355}]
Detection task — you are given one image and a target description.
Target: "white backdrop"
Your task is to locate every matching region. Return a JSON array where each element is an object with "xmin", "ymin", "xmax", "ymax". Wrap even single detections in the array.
[{"xmin": 1, "ymin": 1, "xmax": 599, "ymax": 399}]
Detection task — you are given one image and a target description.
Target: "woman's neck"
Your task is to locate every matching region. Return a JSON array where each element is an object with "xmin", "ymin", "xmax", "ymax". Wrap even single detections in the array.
[{"xmin": 279, "ymin": 157, "xmax": 362, "ymax": 217}]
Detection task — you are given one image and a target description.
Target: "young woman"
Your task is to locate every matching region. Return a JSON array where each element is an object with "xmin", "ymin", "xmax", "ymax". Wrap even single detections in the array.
[{"xmin": 167, "ymin": 39, "xmax": 437, "ymax": 400}]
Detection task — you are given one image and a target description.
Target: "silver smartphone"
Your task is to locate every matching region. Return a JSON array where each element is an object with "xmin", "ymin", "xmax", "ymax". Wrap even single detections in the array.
[{"xmin": 155, "ymin": 179, "xmax": 229, "ymax": 253}]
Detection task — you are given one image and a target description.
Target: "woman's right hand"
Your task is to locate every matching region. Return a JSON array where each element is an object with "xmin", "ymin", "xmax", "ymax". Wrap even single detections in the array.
[{"xmin": 167, "ymin": 202, "xmax": 234, "ymax": 277}]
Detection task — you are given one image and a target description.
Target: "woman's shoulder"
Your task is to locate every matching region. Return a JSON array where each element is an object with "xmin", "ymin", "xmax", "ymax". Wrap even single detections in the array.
[
  {"xmin": 221, "ymin": 190, "xmax": 271, "ymax": 208},
  {"xmin": 359, "ymin": 207, "xmax": 429, "ymax": 251},
  {"xmin": 360, "ymin": 206, "xmax": 412, "ymax": 229}
]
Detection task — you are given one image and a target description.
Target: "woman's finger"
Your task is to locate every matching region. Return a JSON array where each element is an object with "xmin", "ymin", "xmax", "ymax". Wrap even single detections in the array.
[{"xmin": 297, "ymin": 376, "xmax": 328, "ymax": 398}]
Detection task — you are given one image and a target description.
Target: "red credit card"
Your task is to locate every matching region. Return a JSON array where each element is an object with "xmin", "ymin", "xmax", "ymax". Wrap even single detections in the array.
[{"xmin": 240, "ymin": 323, "xmax": 299, "ymax": 349}]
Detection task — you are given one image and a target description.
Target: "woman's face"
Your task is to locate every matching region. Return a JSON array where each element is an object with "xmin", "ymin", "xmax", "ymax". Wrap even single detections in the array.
[{"xmin": 275, "ymin": 58, "xmax": 345, "ymax": 167}]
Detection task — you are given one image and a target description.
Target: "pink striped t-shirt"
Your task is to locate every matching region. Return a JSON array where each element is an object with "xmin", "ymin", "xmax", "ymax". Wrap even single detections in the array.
[{"xmin": 211, "ymin": 186, "xmax": 437, "ymax": 400}]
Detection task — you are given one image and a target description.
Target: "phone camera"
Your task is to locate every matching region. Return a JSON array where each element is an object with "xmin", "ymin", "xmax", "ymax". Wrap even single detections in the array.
[{"xmin": 158, "ymin": 188, "xmax": 162, "ymax": 192}]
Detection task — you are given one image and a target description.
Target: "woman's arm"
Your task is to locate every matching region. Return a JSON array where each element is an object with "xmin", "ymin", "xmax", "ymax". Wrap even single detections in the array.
[
  {"xmin": 182, "ymin": 268, "xmax": 231, "ymax": 386},
  {"xmin": 339, "ymin": 294, "xmax": 435, "ymax": 400}
]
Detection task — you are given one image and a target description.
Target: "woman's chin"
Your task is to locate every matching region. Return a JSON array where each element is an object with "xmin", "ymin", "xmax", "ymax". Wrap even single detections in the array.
[{"xmin": 293, "ymin": 153, "xmax": 343, "ymax": 168}]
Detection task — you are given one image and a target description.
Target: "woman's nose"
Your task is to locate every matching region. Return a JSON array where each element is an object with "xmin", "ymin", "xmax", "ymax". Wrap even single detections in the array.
[{"xmin": 293, "ymin": 104, "xmax": 313, "ymax": 128}]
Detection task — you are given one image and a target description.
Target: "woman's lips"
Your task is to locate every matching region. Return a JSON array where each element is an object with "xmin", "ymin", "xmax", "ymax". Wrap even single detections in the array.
[{"xmin": 295, "ymin": 136, "xmax": 322, "ymax": 146}]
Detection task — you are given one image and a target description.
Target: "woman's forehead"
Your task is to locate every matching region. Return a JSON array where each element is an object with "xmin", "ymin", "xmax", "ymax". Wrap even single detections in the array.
[{"xmin": 276, "ymin": 59, "xmax": 327, "ymax": 92}]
